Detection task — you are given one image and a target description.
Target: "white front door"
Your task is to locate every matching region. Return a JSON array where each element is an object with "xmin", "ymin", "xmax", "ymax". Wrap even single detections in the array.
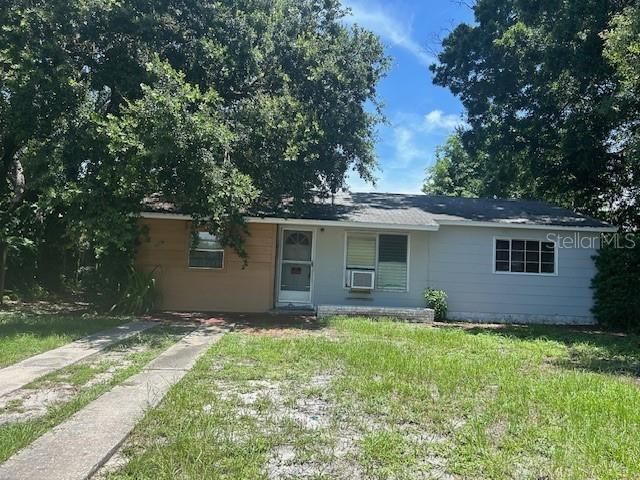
[{"xmin": 278, "ymin": 229, "xmax": 314, "ymax": 305}]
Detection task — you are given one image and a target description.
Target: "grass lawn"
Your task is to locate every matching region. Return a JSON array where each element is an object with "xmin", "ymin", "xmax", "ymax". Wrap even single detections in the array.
[
  {"xmin": 104, "ymin": 318, "xmax": 640, "ymax": 480},
  {"xmin": 0, "ymin": 305, "xmax": 130, "ymax": 368},
  {"xmin": 0, "ymin": 325, "xmax": 193, "ymax": 463}
]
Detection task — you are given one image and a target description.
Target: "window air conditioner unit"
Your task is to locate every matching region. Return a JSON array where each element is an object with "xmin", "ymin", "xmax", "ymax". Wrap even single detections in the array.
[{"xmin": 351, "ymin": 270, "xmax": 375, "ymax": 291}]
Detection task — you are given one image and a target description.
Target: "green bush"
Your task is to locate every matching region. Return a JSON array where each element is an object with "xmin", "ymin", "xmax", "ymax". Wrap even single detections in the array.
[
  {"xmin": 111, "ymin": 266, "xmax": 160, "ymax": 314},
  {"xmin": 592, "ymin": 235, "xmax": 640, "ymax": 330},
  {"xmin": 424, "ymin": 288, "xmax": 448, "ymax": 321}
]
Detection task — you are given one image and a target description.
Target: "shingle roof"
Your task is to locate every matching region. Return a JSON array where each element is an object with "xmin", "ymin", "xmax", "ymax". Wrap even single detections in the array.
[{"xmin": 143, "ymin": 192, "xmax": 614, "ymax": 230}]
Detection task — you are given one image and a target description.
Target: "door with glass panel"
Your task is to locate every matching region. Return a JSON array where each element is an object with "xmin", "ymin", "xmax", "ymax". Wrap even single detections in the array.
[{"xmin": 278, "ymin": 229, "xmax": 314, "ymax": 305}]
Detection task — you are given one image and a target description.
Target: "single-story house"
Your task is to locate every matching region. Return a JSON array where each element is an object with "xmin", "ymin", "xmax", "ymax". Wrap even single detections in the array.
[{"xmin": 137, "ymin": 192, "xmax": 616, "ymax": 325}]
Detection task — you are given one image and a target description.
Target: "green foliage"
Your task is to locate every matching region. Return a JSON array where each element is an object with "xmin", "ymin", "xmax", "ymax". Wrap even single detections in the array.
[
  {"xmin": 602, "ymin": 4, "xmax": 640, "ymax": 228},
  {"xmin": 591, "ymin": 235, "xmax": 640, "ymax": 331},
  {"xmin": 603, "ymin": 4, "xmax": 640, "ymax": 92},
  {"xmin": 431, "ymin": 0, "xmax": 639, "ymax": 227},
  {"xmin": 0, "ymin": 0, "xmax": 389, "ymax": 303},
  {"xmin": 424, "ymin": 288, "xmax": 448, "ymax": 321},
  {"xmin": 423, "ymin": 132, "xmax": 481, "ymax": 197},
  {"xmin": 111, "ymin": 267, "xmax": 160, "ymax": 315}
]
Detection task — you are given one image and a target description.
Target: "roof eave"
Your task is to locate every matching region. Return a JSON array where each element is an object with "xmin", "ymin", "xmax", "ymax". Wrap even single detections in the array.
[
  {"xmin": 247, "ymin": 216, "xmax": 440, "ymax": 231},
  {"xmin": 139, "ymin": 212, "xmax": 617, "ymax": 233},
  {"xmin": 436, "ymin": 219, "xmax": 618, "ymax": 233}
]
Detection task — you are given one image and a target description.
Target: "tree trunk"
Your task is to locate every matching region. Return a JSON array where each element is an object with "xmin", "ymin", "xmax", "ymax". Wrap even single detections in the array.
[{"xmin": 0, "ymin": 242, "xmax": 7, "ymax": 306}]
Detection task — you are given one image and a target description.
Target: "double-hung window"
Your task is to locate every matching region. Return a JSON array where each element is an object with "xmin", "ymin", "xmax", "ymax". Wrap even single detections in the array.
[
  {"xmin": 495, "ymin": 239, "xmax": 555, "ymax": 274},
  {"xmin": 345, "ymin": 233, "xmax": 408, "ymax": 290},
  {"xmin": 189, "ymin": 232, "xmax": 224, "ymax": 269}
]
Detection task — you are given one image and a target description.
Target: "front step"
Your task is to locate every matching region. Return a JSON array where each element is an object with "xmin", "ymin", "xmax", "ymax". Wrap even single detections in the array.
[{"xmin": 316, "ymin": 305, "xmax": 434, "ymax": 323}]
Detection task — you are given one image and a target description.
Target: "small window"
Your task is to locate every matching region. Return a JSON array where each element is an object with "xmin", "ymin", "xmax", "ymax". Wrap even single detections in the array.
[
  {"xmin": 495, "ymin": 239, "xmax": 555, "ymax": 275},
  {"xmin": 189, "ymin": 232, "xmax": 224, "ymax": 269}
]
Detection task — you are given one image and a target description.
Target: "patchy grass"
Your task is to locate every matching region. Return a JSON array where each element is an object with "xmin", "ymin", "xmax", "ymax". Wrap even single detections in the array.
[
  {"xmin": 0, "ymin": 326, "xmax": 191, "ymax": 463},
  {"xmin": 105, "ymin": 318, "xmax": 640, "ymax": 480},
  {"xmin": 0, "ymin": 305, "xmax": 129, "ymax": 368}
]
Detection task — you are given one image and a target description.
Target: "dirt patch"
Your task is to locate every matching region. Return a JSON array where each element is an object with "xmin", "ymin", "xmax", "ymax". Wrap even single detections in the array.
[{"xmin": 208, "ymin": 372, "xmax": 456, "ymax": 480}]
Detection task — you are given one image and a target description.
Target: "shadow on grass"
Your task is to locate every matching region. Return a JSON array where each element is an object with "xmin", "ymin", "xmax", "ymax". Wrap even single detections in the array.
[
  {"xmin": 459, "ymin": 323, "xmax": 640, "ymax": 379},
  {"xmin": 144, "ymin": 310, "xmax": 329, "ymax": 335},
  {"xmin": 0, "ymin": 303, "xmax": 126, "ymax": 341}
]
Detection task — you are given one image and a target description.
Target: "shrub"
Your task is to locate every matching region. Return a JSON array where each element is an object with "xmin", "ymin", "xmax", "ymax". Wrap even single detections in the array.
[
  {"xmin": 424, "ymin": 288, "xmax": 448, "ymax": 321},
  {"xmin": 111, "ymin": 266, "xmax": 160, "ymax": 314},
  {"xmin": 592, "ymin": 235, "xmax": 640, "ymax": 330}
]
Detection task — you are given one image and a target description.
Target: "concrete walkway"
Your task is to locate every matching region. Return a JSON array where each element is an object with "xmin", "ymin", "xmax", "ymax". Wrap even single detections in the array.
[
  {"xmin": 0, "ymin": 321, "xmax": 155, "ymax": 398},
  {"xmin": 0, "ymin": 326, "xmax": 223, "ymax": 480}
]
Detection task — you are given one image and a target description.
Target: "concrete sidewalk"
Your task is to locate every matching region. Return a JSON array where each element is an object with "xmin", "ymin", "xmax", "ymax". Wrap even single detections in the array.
[
  {"xmin": 0, "ymin": 321, "xmax": 155, "ymax": 398},
  {"xmin": 0, "ymin": 326, "xmax": 223, "ymax": 480}
]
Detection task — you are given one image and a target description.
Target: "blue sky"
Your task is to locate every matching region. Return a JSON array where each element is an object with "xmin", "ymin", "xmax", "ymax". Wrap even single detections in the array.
[{"xmin": 342, "ymin": 0, "xmax": 474, "ymax": 193}]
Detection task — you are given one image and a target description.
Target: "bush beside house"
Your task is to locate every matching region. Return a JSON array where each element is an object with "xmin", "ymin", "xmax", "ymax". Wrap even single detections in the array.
[
  {"xmin": 425, "ymin": 289, "xmax": 448, "ymax": 321},
  {"xmin": 591, "ymin": 235, "xmax": 640, "ymax": 331}
]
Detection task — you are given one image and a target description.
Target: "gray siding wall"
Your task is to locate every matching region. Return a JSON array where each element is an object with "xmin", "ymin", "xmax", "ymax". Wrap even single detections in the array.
[
  {"xmin": 306, "ymin": 225, "xmax": 430, "ymax": 308},
  {"xmin": 428, "ymin": 226, "xmax": 598, "ymax": 323},
  {"xmin": 301, "ymin": 224, "xmax": 599, "ymax": 324}
]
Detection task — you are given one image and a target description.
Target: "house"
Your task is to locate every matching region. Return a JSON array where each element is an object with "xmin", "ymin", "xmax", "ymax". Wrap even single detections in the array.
[{"xmin": 137, "ymin": 193, "xmax": 616, "ymax": 325}]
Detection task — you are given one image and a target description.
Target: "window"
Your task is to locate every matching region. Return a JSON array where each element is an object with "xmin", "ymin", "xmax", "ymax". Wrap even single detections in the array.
[
  {"xmin": 346, "ymin": 235, "xmax": 376, "ymax": 269},
  {"xmin": 345, "ymin": 233, "xmax": 408, "ymax": 290},
  {"xmin": 377, "ymin": 234, "xmax": 408, "ymax": 290},
  {"xmin": 189, "ymin": 232, "xmax": 224, "ymax": 269},
  {"xmin": 495, "ymin": 239, "xmax": 555, "ymax": 274}
]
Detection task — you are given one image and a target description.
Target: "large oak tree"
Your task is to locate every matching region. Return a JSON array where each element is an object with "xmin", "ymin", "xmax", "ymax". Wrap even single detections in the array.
[
  {"xmin": 0, "ymin": 0, "xmax": 388, "ymax": 304},
  {"xmin": 428, "ymin": 0, "xmax": 638, "ymax": 228}
]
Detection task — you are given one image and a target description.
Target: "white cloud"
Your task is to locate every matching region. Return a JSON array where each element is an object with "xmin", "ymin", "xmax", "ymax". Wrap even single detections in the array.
[
  {"xmin": 346, "ymin": 109, "xmax": 466, "ymax": 193},
  {"xmin": 392, "ymin": 126, "xmax": 427, "ymax": 168},
  {"xmin": 342, "ymin": 1, "xmax": 434, "ymax": 66},
  {"xmin": 421, "ymin": 110, "xmax": 465, "ymax": 131},
  {"xmin": 395, "ymin": 110, "xmax": 467, "ymax": 133}
]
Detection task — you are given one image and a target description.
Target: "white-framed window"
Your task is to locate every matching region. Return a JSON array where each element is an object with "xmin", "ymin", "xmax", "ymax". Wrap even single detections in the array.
[
  {"xmin": 494, "ymin": 238, "xmax": 556, "ymax": 275},
  {"xmin": 345, "ymin": 233, "xmax": 409, "ymax": 291},
  {"xmin": 189, "ymin": 232, "xmax": 224, "ymax": 269}
]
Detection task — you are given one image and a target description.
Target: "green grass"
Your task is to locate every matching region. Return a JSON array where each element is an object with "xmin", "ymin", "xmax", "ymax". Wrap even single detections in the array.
[
  {"xmin": 0, "ymin": 308, "xmax": 130, "ymax": 368},
  {"xmin": 0, "ymin": 326, "xmax": 188, "ymax": 463},
  {"xmin": 105, "ymin": 318, "xmax": 640, "ymax": 479}
]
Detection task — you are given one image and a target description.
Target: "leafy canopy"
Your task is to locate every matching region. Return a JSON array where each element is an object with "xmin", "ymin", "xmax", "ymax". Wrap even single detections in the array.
[
  {"xmin": 429, "ymin": 0, "xmax": 638, "ymax": 228},
  {"xmin": 0, "ymin": 0, "xmax": 389, "ymax": 302}
]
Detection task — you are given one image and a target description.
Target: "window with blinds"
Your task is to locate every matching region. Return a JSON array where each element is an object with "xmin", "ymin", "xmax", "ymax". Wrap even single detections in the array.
[
  {"xmin": 377, "ymin": 234, "xmax": 408, "ymax": 290},
  {"xmin": 344, "ymin": 233, "xmax": 408, "ymax": 291},
  {"xmin": 346, "ymin": 235, "xmax": 376, "ymax": 268}
]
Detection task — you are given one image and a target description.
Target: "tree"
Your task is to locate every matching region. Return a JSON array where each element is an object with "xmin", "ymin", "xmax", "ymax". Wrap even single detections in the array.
[
  {"xmin": 0, "ymin": 1, "xmax": 89, "ymax": 303},
  {"xmin": 430, "ymin": 0, "xmax": 638, "ymax": 227},
  {"xmin": 0, "ymin": 0, "xmax": 389, "ymax": 304},
  {"xmin": 423, "ymin": 131, "xmax": 481, "ymax": 197},
  {"xmin": 602, "ymin": 4, "xmax": 640, "ymax": 228},
  {"xmin": 79, "ymin": 0, "xmax": 387, "ymax": 209}
]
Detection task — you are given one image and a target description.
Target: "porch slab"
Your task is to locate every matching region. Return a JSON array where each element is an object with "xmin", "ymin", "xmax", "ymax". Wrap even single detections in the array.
[{"xmin": 316, "ymin": 305, "xmax": 434, "ymax": 323}]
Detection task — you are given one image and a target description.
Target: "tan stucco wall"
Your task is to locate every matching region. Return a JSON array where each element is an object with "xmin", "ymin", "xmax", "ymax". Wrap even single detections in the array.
[{"xmin": 136, "ymin": 218, "xmax": 278, "ymax": 312}]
